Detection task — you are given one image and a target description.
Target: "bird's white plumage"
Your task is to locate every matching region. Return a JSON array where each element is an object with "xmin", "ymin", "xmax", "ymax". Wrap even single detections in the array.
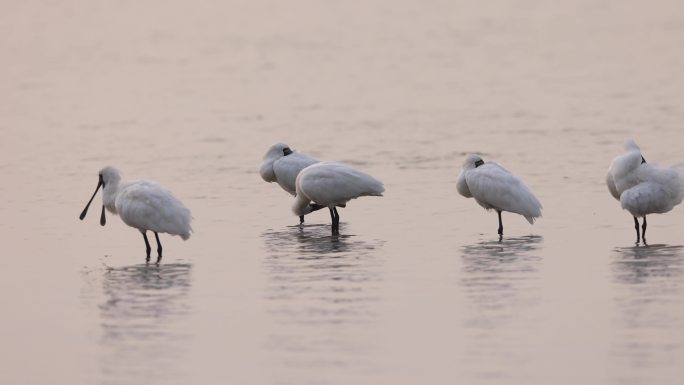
[
  {"xmin": 606, "ymin": 140, "xmax": 684, "ymax": 217},
  {"xmin": 292, "ymin": 162, "xmax": 384, "ymax": 216},
  {"xmin": 606, "ymin": 172, "xmax": 620, "ymax": 201},
  {"xmin": 260, "ymin": 143, "xmax": 318, "ymax": 195},
  {"xmin": 100, "ymin": 166, "xmax": 193, "ymax": 239},
  {"xmin": 457, "ymin": 154, "xmax": 542, "ymax": 224}
]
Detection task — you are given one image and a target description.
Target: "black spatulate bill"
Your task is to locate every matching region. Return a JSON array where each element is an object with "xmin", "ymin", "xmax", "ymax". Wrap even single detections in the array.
[
  {"xmin": 80, "ymin": 174, "xmax": 104, "ymax": 220},
  {"xmin": 100, "ymin": 204, "xmax": 106, "ymax": 226}
]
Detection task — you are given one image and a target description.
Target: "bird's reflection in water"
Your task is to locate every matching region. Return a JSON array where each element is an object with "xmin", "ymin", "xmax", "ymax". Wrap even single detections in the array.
[
  {"xmin": 95, "ymin": 262, "xmax": 192, "ymax": 385},
  {"xmin": 261, "ymin": 224, "xmax": 384, "ymax": 375},
  {"xmin": 460, "ymin": 235, "xmax": 543, "ymax": 380},
  {"xmin": 611, "ymin": 244, "xmax": 684, "ymax": 380},
  {"xmin": 461, "ymin": 235, "xmax": 543, "ymax": 326}
]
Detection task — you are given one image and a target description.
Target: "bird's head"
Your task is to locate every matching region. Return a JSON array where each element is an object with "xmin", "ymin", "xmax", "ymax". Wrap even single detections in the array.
[
  {"xmin": 624, "ymin": 139, "xmax": 641, "ymax": 152},
  {"xmin": 463, "ymin": 154, "xmax": 485, "ymax": 170},
  {"xmin": 263, "ymin": 143, "xmax": 293, "ymax": 161},
  {"xmin": 624, "ymin": 139, "xmax": 646, "ymax": 163},
  {"xmin": 99, "ymin": 166, "xmax": 121, "ymax": 187},
  {"xmin": 80, "ymin": 166, "xmax": 121, "ymax": 226}
]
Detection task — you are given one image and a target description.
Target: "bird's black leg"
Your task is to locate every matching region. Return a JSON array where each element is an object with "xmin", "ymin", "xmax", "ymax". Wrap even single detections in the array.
[
  {"xmin": 497, "ymin": 210, "xmax": 503, "ymax": 242},
  {"xmin": 309, "ymin": 203, "xmax": 325, "ymax": 212},
  {"xmin": 329, "ymin": 207, "xmax": 340, "ymax": 235},
  {"xmin": 142, "ymin": 231, "xmax": 152, "ymax": 261},
  {"xmin": 641, "ymin": 216, "xmax": 647, "ymax": 246},
  {"xmin": 633, "ymin": 216, "xmax": 641, "ymax": 245},
  {"xmin": 333, "ymin": 208, "xmax": 340, "ymax": 235},
  {"xmin": 154, "ymin": 232, "xmax": 163, "ymax": 262},
  {"xmin": 300, "ymin": 204, "xmax": 325, "ymax": 225}
]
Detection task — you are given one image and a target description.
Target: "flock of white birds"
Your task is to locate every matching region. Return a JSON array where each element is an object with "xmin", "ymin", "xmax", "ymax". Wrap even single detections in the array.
[{"xmin": 79, "ymin": 140, "xmax": 684, "ymax": 261}]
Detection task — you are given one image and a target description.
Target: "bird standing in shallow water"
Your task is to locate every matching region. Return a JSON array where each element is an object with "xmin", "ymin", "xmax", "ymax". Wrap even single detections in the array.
[
  {"xmin": 79, "ymin": 166, "xmax": 193, "ymax": 262},
  {"xmin": 606, "ymin": 140, "xmax": 684, "ymax": 246},
  {"xmin": 260, "ymin": 143, "xmax": 320, "ymax": 224},
  {"xmin": 292, "ymin": 162, "xmax": 384, "ymax": 235},
  {"xmin": 457, "ymin": 154, "xmax": 542, "ymax": 241}
]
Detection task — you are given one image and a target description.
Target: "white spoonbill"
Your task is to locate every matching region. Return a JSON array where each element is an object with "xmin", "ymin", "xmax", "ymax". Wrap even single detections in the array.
[
  {"xmin": 79, "ymin": 166, "xmax": 193, "ymax": 262},
  {"xmin": 606, "ymin": 140, "xmax": 684, "ymax": 245},
  {"xmin": 292, "ymin": 162, "xmax": 384, "ymax": 235},
  {"xmin": 457, "ymin": 154, "xmax": 542, "ymax": 241},
  {"xmin": 260, "ymin": 142, "xmax": 321, "ymax": 223}
]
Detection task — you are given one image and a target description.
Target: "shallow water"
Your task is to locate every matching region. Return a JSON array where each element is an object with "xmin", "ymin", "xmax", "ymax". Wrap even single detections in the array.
[{"xmin": 2, "ymin": 0, "xmax": 684, "ymax": 384}]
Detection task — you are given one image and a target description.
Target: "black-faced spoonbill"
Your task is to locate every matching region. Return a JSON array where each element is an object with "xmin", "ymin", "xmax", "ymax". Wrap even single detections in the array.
[
  {"xmin": 260, "ymin": 143, "xmax": 322, "ymax": 224},
  {"xmin": 292, "ymin": 162, "xmax": 385, "ymax": 235},
  {"xmin": 457, "ymin": 154, "xmax": 542, "ymax": 241},
  {"xmin": 79, "ymin": 166, "xmax": 193, "ymax": 262},
  {"xmin": 606, "ymin": 140, "xmax": 684, "ymax": 245}
]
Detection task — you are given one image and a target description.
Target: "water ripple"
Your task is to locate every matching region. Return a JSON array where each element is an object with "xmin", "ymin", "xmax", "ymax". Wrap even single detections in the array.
[
  {"xmin": 459, "ymin": 236, "xmax": 544, "ymax": 382},
  {"xmin": 611, "ymin": 245, "xmax": 684, "ymax": 382},
  {"xmin": 260, "ymin": 226, "xmax": 384, "ymax": 375},
  {"xmin": 84, "ymin": 262, "xmax": 193, "ymax": 385},
  {"xmin": 461, "ymin": 235, "xmax": 543, "ymax": 326}
]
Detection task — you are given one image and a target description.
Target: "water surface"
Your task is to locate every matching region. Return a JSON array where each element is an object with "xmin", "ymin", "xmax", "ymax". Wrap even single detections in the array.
[{"xmin": 2, "ymin": 0, "xmax": 684, "ymax": 384}]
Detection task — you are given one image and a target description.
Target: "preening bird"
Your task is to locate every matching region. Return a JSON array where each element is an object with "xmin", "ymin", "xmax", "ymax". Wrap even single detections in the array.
[
  {"xmin": 292, "ymin": 162, "xmax": 385, "ymax": 235},
  {"xmin": 79, "ymin": 166, "xmax": 193, "ymax": 262},
  {"xmin": 260, "ymin": 143, "xmax": 320, "ymax": 223},
  {"xmin": 606, "ymin": 140, "xmax": 684, "ymax": 245},
  {"xmin": 457, "ymin": 154, "xmax": 542, "ymax": 241}
]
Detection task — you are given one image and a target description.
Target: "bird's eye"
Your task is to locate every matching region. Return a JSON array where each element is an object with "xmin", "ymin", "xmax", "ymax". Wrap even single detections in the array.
[
  {"xmin": 475, "ymin": 159, "xmax": 484, "ymax": 167},
  {"xmin": 283, "ymin": 147, "xmax": 293, "ymax": 156}
]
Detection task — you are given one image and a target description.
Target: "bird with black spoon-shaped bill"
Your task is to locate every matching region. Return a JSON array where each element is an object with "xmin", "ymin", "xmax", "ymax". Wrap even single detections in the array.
[
  {"xmin": 292, "ymin": 162, "xmax": 384, "ymax": 235},
  {"xmin": 79, "ymin": 166, "xmax": 193, "ymax": 262},
  {"xmin": 457, "ymin": 154, "xmax": 542, "ymax": 241},
  {"xmin": 606, "ymin": 140, "xmax": 684, "ymax": 246},
  {"xmin": 260, "ymin": 142, "xmax": 321, "ymax": 224}
]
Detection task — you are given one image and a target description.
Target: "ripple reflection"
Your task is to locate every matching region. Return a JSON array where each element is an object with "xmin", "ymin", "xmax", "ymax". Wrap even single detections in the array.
[
  {"xmin": 460, "ymin": 235, "xmax": 543, "ymax": 381},
  {"xmin": 261, "ymin": 225, "xmax": 384, "ymax": 376},
  {"xmin": 90, "ymin": 262, "xmax": 192, "ymax": 385},
  {"xmin": 611, "ymin": 245, "xmax": 684, "ymax": 383}
]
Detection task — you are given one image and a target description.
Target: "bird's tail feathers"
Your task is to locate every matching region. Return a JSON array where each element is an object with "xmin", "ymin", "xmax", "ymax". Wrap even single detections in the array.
[
  {"xmin": 524, "ymin": 215, "xmax": 541, "ymax": 225},
  {"xmin": 517, "ymin": 192, "xmax": 543, "ymax": 225},
  {"xmin": 673, "ymin": 164, "xmax": 684, "ymax": 206},
  {"xmin": 673, "ymin": 162, "xmax": 684, "ymax": 175},
  {"xmin": 177, "ymin": 221, "xmax": 193, "ymax": 240}
]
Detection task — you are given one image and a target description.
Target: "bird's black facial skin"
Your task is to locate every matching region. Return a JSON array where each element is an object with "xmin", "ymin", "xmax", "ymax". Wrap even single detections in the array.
[
  {"xmin": 283, "ymin": 147, "xmax": 293, "ymax": 156},
  {"xmin": 475, "ymin": 159, "xmax": 484, "ymax": 167},
  {"xmin": 641, "ymin": 156, "xmax": 647, "ymax": 164}
]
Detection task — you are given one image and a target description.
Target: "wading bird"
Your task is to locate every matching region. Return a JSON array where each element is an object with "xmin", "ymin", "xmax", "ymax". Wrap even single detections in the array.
[
  {"xmin": 457, "ymin": 154, "xmax": 542, "ymax": 241},
  {"xmin": 292, "ymin": 162, "xmax": 384, "ymax": 235},
  {"xmin": 260, "ymin": 143, "xmax": 321, "ymax": 223},
  {"xmin": 79, "ymin": 166, "xmax": 193, "ymax": 262},
  {"xmin": 606, "ymin": 140, "xmax": 684, "ymax": 245}
]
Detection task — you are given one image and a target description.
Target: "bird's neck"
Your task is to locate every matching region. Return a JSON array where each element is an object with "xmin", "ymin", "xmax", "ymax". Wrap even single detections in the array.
[
  {"xmin": 102, "ymin": 179, "xmax": 121, "ymax": 214},
  {"xmin": 292, "ymin": 193, "xmax": 314, "ymax": 216}
]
